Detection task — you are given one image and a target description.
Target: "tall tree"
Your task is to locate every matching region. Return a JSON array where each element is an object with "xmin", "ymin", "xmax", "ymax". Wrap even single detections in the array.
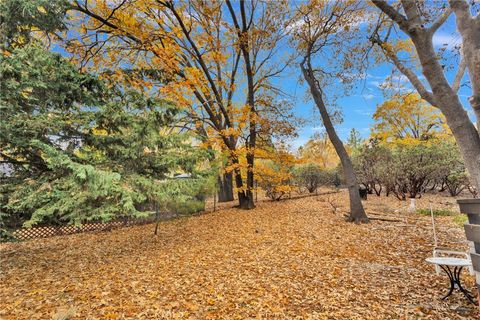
[
  {"xmin": 0, "ymin": 0, "xmax": 211, "ymax": 229},
  {"xmin": 293, "ymin": 0, "xmax": 369, "ymax": 223},
  {"xmin": 69, "ymin": 0, "xmax": 292, "ymax": 209},
  {"xmin": 370, "ymin": 0, "xmax": 480, "ymax": 191}
]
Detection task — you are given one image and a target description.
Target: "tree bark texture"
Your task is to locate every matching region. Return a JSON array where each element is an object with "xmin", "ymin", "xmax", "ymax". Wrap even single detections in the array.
[
  {"xmin": 217, "ymin": 172, "xmax": 234, "ymax": 202},
  {"xmin": 301, "ymin": 61, "xmax": 369, "ymax": 223}
]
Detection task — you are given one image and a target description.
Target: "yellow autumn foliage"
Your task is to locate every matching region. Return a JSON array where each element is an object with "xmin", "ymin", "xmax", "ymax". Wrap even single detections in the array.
[
  {"xmin": 255, "ymin": 144, "xmax": 298, "ymax": 200},
  {"xmin": 372, "ymin": 93, "xmax": 450, "ymax": 144},
  {"xmin": 298, "ymin": 134, "xmax": 340, "ymax": 169}
]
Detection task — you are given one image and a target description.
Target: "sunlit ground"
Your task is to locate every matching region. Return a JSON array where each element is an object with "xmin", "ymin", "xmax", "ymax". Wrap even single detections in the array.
[{"xmin": 1, "ymin": 191, "xmax": 478, "ymax": 319}]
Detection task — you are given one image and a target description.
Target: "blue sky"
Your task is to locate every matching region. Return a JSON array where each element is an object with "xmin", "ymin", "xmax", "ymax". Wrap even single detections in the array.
[
  {"xmin": 280, "ymin": 14, "xmax": 474, "ymax": 150},
  {"xmin": 57, "ymin": 4, "xmax": 475, "ymax": 151}
]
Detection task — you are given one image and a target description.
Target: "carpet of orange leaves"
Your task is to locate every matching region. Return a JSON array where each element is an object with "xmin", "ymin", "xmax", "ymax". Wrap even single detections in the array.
[{"xmin": 1, "ymin": 190, "xmax": 478, "ymax": 319}]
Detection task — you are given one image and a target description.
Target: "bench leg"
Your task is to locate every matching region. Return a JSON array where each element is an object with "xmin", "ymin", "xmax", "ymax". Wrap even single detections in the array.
[{"xmin": 440, "ymin": 265, "xmax": 478, "ymax": 305}]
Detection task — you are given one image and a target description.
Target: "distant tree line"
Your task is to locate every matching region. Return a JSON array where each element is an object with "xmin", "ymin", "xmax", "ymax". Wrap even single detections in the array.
[{"xmin": 352, "ymin": 140, "xmax": 476, "ymax": 200}]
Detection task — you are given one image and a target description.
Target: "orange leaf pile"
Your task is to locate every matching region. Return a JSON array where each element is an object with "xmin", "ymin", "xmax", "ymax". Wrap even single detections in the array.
[{"xmin": 0, "ymin": 191, "xmax": 478, "ymax": 319}]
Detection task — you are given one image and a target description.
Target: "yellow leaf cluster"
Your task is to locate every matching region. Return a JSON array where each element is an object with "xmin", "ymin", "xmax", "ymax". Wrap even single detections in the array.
[
  {"xmin": 372, "ymin": 93, "xmax": 449, "ymax": 143},
  {"xmin": 298, "ymin": 134, "xmax": 339, "ymax": 169}
]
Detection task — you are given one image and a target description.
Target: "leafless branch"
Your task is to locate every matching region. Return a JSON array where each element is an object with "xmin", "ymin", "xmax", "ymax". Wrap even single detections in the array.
[
  {"xmin": 452, "ymin": 57, "xmax": 466, "ymax": 93},
  {"xmin": 430, "ymin": 8, "xmax": 452, "ymax": 34}
]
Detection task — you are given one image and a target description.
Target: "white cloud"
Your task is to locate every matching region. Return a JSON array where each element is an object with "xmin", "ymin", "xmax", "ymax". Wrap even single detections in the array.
[
  {"xmin": 286, "ymin": 9, "xmax": 376, "ymax": 36},
  {"xmin": 366, "ymin": 73, "xmax": 385, "ymax": 80},
  {"xmin": 354, "ymin": 108, "xmax": 373, "ymax": 116},
  {"xmin": 285, "ymin": 19, "xmax": 304, "ymax": 34},
  {"xmin": 362, "ymin": 93, "xmax": 375, "ymax": 100},
  {"xmin": 368, "ymin": 72, "xmax": 424, "ymax": 89},
  {"xmin": 369, "ymin": 80, "xmax": 382, "ymax": 89},
  {"xmin": 345, "ymin": 11, "xmax": 378, "ymax": 28},
  {"xmin": 432, "ymin": 33, "xmax": 461, "ymax": 49}
]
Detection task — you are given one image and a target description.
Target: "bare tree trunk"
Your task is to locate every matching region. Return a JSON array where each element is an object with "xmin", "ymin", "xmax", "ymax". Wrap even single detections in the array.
[
  {"xmin": 217, "ymin": 172, "xmax": 234, "ymax": 202},
  {"xmin": 230, "ymin": 157, "xmax": 254, "ymax": 209},
  {"xmin": 440, "ymin": 179, "xmax": 447, "ymax": 192},
  {"xmin": 371, "ymin": 0, "xmax": 480, "ymax": 191},
  {"xmin": 413, "ymin": 33, "xmax": 480, "ymax": 192},
  {"xmin": 449, "ymin": 0, "xmax": 480, "ymax": 133},
  {"xmin": 226, "ymin": 0, "xmax": 256, "ymax": 210},
  {"xmin": 213, "ymin": 191, "xmax": 216, "ymax": 212},
  {"xmin": 301, "ymin": 61, "xmax": 369, "ymax": 223},
  {"xmin": 244, "ymin": 153, "xmax": 256, "ymax": 209}
]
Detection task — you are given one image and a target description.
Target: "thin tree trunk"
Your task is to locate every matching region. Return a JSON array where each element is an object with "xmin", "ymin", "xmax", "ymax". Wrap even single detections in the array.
[
  {"xmin": 243, "ymin": 154, "xmax": 255, "ymax": 209},
  {"xmin": 154, "ymin": 203, "xmax": 160, "ymax": 236},
  {"xmin": 374, "ymin": 183, "xmax": 382, "ymax": 196},
  {"xmin": 213, "ymin": 191, "xmax": 217, "ymax": 212},
  {"xmin": 301, "ymin": 61, "xmax": 369, "ymax": 223},
  {"xmin": 440, "ymin": 179, "xmax": 446, "ymax": 192}
]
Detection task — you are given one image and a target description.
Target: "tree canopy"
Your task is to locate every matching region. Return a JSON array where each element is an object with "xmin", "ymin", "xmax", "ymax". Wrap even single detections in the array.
[
  {"xmin": 1, "ymin": 0, "xmax": 480, "ymax": 232},
  {"xmin": 0, "ymin": 0, "xmax": 212, "ymax": 230},
  {"xmin": 372, "ymin": 93, "xmax": 448, "ymax": 142}
]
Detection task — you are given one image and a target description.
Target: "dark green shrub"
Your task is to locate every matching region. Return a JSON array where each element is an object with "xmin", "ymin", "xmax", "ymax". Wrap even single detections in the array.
[
  {"xmin": 293, "ymin": 164, "xmax": 336, "ymax": 193},
  {"xmin": 171, "ymin": 200, "xmax": 205, "ymax": 215}
]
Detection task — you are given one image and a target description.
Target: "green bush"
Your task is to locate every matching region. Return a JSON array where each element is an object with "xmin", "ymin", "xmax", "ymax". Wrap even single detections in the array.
[
  {"xmin": 170, "ymin": 200, "xmax": 205, "ymax": 215},
  {"xmin": 292, "ymin": 164, "xmax": 336, "ymax": 193}
]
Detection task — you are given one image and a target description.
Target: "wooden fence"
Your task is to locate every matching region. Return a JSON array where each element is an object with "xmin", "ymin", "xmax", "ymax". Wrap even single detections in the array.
[
  {"xmin": 11, "ymin": 217, "xmax": 155, "ymax": 241},
  {"xmin": 9, "ymin": 190, "xmax": 338, "ymax": 241}
]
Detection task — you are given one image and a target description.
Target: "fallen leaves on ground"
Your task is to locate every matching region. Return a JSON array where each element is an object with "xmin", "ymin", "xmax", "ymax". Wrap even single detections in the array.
[{"xmin": 1, "ymin": 190, "xmax": 478, "ymax": 319}]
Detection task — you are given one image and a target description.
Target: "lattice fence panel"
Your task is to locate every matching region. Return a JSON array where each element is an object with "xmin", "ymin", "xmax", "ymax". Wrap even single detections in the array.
[{"xmin": 12, "ymin": 217, "xmax": 156, "ymax": 241}]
